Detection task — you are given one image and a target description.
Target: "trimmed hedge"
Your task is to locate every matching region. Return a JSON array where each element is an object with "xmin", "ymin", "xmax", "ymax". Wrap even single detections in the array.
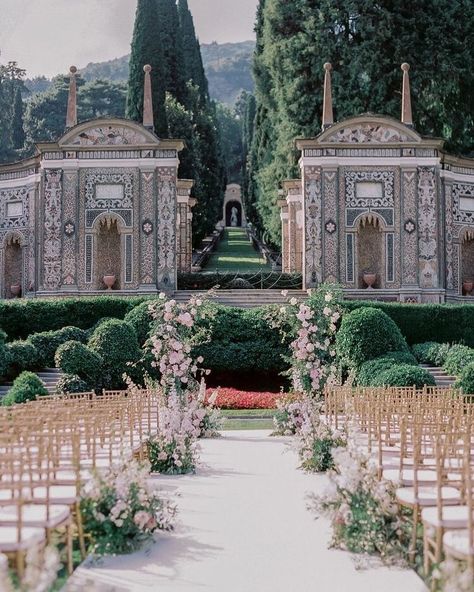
[
  {"xmin": 56, "ymin": 374, "xmax": 90, "ymax": 395},
  {"xmin": 6, "ymin": 341, "xmax": 39, "ymax": 376},
  {"xmin": 124, "ymin": 301, "xmax": 153, "ymax": 346},
  {"xmin": 0, "ymin": 329, "xmax": 9, "ymax": 377},
  {"xmin": 55, "ymin": 341, "xmax": 103, "ymax": 383},
  {"xmin": 455, "ymin": 363, "xmax": 474, "ymax": 394},
  {"xmin": 356, "ymin": 352, "xmax": 418, "ymax": 386},
  {"xmin": 443, "ymin": 345, "xmax": 474, "ymax": 376},
  {"xmin": 2, "ymin": 371, "xmax": 48, "ymax": 406},
  {"xmin": 371, "ymin": 364, "xmax": 436, "ymax": 388},
  {"xmin": 28, "ymin": 326, "xmax": 88, "ymax": 368},
  {"xmin": 336, "ymin": 307, "xmax": 409, "ymax": 370}
]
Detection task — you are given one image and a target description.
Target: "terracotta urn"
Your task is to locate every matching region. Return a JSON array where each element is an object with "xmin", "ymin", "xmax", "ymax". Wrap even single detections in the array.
[
  {"xmin": 10, "ymin": 283, "xmax": 21, "ymax": 298},
  {"xmin": 463, "ymin": 279, "xmax": 474, "ymax": 296},
  {"xmin": 103, "ymin": 274, "xmax": 116, "ymax": 291},
  {"xmin": 363, "ymin": 272, "xmax": 377, "ymax": 289}
]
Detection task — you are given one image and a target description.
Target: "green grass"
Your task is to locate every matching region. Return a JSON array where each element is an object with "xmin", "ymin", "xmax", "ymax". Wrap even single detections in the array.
[
  {"xmin": 205, "ymin": 228, "xmax": 270, "ymax": 272},
  {"xmin": 221, "ymin": 408, "xmax": 275, "ymax": 430},
  {"xmin": 221, "ymin": 409, "xmax": 275, "ymax": 418}
]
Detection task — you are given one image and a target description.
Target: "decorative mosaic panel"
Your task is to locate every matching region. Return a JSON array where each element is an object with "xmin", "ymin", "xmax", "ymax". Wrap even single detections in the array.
[
  {"xmin": 85, "ymin": 170, "xmax": 133, "ymax": 209},
  {"xmin": 445, "ymin": 183, "xmax": 454, "ymax": 290},
  {"xmin": 401, "ymin": 170, "xmax": 418, "ymax": 285},
  {"xmin": 42, "ymin": 170, "xmax": 63, "ymax": 290},
  {"xmin": 157, "ymin": 167, "xmax": 177, "ymax": 289},
  {"xmin": 326, "ymin": 124, "xmax": 412, "ymax": 144},
  {"xmin": 346, "ymin": 234, "xmax": 354, "ymax": 283},
  {"xmin": 322, "ymin": 170, "xmax": 338, "ymax": 283},
  {"xmin": 417, "ymin": 167, "xmax": 438, "ymax": 288},
  {"xmin": 386, "ymin": 233, "xmax": 394, "ymax": 283},
  {"xmin": 67, "ymin": 126, "xmax": 151, "ymax": 147},
  {"xmin": 125, "ymin": 235, "xmax": 133, "ymax": 283},
  {"xmin": 0, "ymin": 187, "xmax": 29, "ymax": 229},
  {"xmin": 345, "ymin": 170, "xmax": 394, "ymax": 208},
  {"xmin": 140, "ymin": 171, "xmax": 155, "ymax": 284},
  {"xmin": 453, "ymin": 183, "xmax": 474, "ymax": 224},
  {"xmin": 304, "ymin": 167, "xmax": 322, "ymax": 287},
  {"xmin": 62, "ymin": 171, "xmax": 77, "ymax": 286},
  {"xmin": 85, "ymin": 235, "xmax": 93, "ymax": 284},
  {"xmin": 28, "ymin": 187, "xmax": 36, "ymax": 292}
]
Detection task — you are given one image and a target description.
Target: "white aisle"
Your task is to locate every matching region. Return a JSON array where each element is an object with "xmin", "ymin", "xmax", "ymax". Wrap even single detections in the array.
[{"xmin": 68, "ymin": 431, "xmax": 427, "ymax": 592}]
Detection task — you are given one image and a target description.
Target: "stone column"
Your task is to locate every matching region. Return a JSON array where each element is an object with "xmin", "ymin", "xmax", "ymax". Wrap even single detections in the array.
[
  {"xmin": 283, "ymin": 180, "xmax": 303, "ymax": 273},
  {"xmin": 400, "ymin": 168, "xmax": 419, "ymax": 296},
  {"xmin": 417, "ymin": 167, "xmax": 439, "ymax": 292},
  {"xmin": 444, "ymin": 180, "xmax": 455, "ymax": 294},
  {"xmin": 41, "ymin": 169, "xmax": 63, "ymax": 291},
  {"xmin": 322, "ymin": 169, "xmax": 338, "ymax": 283},
  {"xmin": 187, "ymin": 197, "xmax": 197, "ymax": 272},
  {"xmin": 61, "ymin": 169, "xmax": 79, "ymax": 290},
  {"xmin": 139, "ymin": 169, "xmax": 156, "ymax": 289},
  {"xmin": 303, "ymin": 166, "xmax": 323, "ymax": 288},
  {"xmin": 176, "ymin": 180, "xmax": 194, "ymax": 273},
  {"xmin": 157, "ymin": 166, "xmax": 178, "ymax": 291},
  {"xmin": 278, "ymin": 199, "xmax": 289, "ymax": 273}
]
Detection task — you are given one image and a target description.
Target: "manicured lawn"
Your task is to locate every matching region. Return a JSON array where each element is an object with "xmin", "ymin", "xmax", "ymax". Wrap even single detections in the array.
[
  {"xmin": 205, "ymin": 228, "xmax": 271, "ymax": 272},
  {"xmin": 221, "ymin": 408, "xmax": 274, "ymax": 431}
]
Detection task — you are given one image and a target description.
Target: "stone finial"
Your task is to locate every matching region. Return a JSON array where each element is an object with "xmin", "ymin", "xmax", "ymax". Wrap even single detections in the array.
[
  {"xmin": 322, "ymin": 62, "xmax": 334, "ymax": 130},
  {"xmin": 401, "ymin": 63, "xmax": 413, "ymax": 127},
  {"xmin": 143, "ymin": 64, "xmax": 154, "ymax": 131},
  {"xmin": 66, "ymin": 66, "xmax": 78, "ymax": 129}
]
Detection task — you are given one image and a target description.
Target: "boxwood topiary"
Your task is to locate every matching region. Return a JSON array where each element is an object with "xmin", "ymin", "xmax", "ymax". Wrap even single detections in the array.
[
  {"xmin": 356, "ymin": 352, "xmax": 418, "ymax": 386},
  {"xmin": 6, "ymin": 341, "xmax": 39, "ymax": 376},
  {"xmin": 88, "ymin": 319, "xmax": 140, "ymax": 389},
  {"xmin": 412, "ymin": 342, "xmax": 443, "ymax": 364},
  {"xmin": 336, "ymin": 307, "xmax": 409, "ymax": 370},
  {"xmin": 124, "ymin": 301, "xmax": 153, "ymax": 346},
  {"xmin": 2, "ymin": 371, "xmax": 48, "ymax": 406},
  {"xmin": 28, "ymin": 326, "xmax": 89, "ymax": 368},
  {"xmin": 443, "ymin": 345, "xmax": 474, "ymax": 377},
  {"xmin": 55, "ymin": 341, "xmax": 103, "ymax": 383},
  {"xmin": 371, "ymin": 364, "xmax": 436, "ymax": 388},
  {"xmin": 55, "ymin": 374, "xmax": 91, "ymax": 395}
]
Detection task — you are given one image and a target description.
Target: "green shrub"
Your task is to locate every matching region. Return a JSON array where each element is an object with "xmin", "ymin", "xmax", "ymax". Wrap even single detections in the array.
[
  {"xmin": 443, "ymin": 345, "xmax": 474, "ymax": 377},
  {"xmin": 6, "ymin": 341, "xmax": 39, "ymax": 375},
  {"xmin": 55, "ymin": 374, "xmax": 91, "ymax": 395},
  {"xmin": 28, "ymin": 326, "xmax": 88, "ymax": 368},
  {"xmin": 433, "ymin": 343, "xmax": 451, "ymax": 366},
  {"xmin": 336, "ymin": 307, "xmax": 409, "ymax": 370},
  {"xmin": 455, "ymin": 363, "xmax": 474, "ymax": 394},
  {"xmin": 55, "ymin": 341, "xmax": 103, "ymax": 383},
  {"xmin": 2, "ymin": 371, "xmax": 48, "ymax": 406},
  {"xmin": 356, "ymin": 352, "xmax": 417, "ymax": 387},
  {"xmin": 124, "ymin": 302, "xmax": 153, "ymax": 346},
  {"xmin": 0, "ymin": 329, "xmax": 10, "ymax": 378},
  {"xmin": 412, "ymin": 342, "xmax": 442, "ymax": 364},
  {"xmin": 85, "ymin": 317, "xmax": 116, "ymax": 339},
  {"xmin": 371, "ymin": 364, "xmax": 436, "ymax": 388},
  {"xmin": 88, "ymin": 319, "xmax": 140, "ymax": 389},
  {"xmin": 177, "ymin": 272, "xmax": 302, "ymax": 290}
]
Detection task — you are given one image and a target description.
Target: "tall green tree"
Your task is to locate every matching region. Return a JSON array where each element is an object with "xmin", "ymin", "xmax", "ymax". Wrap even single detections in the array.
[
  {"xmin": 157, "ymin": 0, "xmax": 187, "ymax": 105},
  {"xmin": 249, "ymin": 0, "xmax": 474, "ymax": 247},
  {"xmin": 0, "ymin": 62, "xmax": 26, "ymax": 163},
  {"xmin": 11, "ymin": 87, "xmax": 25, "ymax": 150},
  {"xmin": 126, "ymin": 0, "xmax": 167, "ymax": 134}
]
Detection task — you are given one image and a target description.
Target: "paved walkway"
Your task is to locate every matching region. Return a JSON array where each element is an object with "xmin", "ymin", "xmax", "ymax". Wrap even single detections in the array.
[
  {"xmin": 68, "ymin": 431, "xmax": 427, "ymax": 592},
  {"xmin": 205, "ymin": 228, "xmax": 269, "ymax": 272}
]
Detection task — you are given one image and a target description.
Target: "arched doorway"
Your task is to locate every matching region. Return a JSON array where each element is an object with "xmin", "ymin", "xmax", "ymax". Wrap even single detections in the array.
[
  {"xmin": 356, "ymin": 215, "xmax": 383, "ymax": 289},
  {"xmin": 461, "ymin": 230, "xmax": 474, "ymax": 294},
  {"xmin": 4, "ymin": 234, "xmax": 23, "ymax": 298},
  {"xmin": 226, "ymin": 201, "xmax": 242, "ymax": 227},
  {"xmin": 95, "ymin": 216, "xmax": 122, "ymax": 290}
]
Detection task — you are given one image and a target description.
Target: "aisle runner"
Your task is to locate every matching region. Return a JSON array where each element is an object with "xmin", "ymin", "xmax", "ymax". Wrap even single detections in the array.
[{"xmin": 68, "ymin": 431, "xmax": 427, "ymax": 592}]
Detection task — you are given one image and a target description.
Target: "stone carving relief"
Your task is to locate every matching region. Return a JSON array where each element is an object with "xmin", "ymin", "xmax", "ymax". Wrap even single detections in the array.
[
  {"xmin": 0, "ymin": 187, "xmax": 30, "ymax": 229},
  {"xmin": 326, "ymin": 124, "xmax": 412, "ymax": 144},
  {"xmin": 62, "ymin": 171, "xmax": 77, "ymax": 286},
  {"xmin": 68, "ymin": 126, "xmax": 150, "ymax": 147},
  {"xmin": 304, "ymin": 167, "xmax": 323, "ymax": 287},
  {"xmin": 85, "ymin": 170, "xmax": 133, "ymax": 210},
  {"xmin": 322, "ymin": 171, "xmax": 338, "ymax": 283},
  {"xmin": 42, "ymin": 170, "xmax": 63, "ymax": 290},
  {"xmin": 401, "ymin": 170, "xmax": 418, "ymax": 285},
  {"xmin": 417, "ymin": 167, "xmax": 438, "ymax": 288},
  {"xmin": 140, "ymin": 172, "xmax": 155, "ymax": 285},
  {"xmin": 345, "ymin": 170, "xmax": 394, "ymax": 208},
  {"xmin": 445, "ymin": 184, "xmax": 454, "ymax": 290},
  {"xmin": 453, "ymin": 183, "xmax": 474, "ymax": 224},
  {"xmin": 157, "ymin": 167, "xmax": 177, "ymax": 289}
]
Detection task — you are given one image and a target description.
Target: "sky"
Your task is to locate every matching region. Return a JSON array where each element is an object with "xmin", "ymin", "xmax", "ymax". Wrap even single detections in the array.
[{"xmin": 0, "ymin": 0, "xmax": 258, "ymax": 78}]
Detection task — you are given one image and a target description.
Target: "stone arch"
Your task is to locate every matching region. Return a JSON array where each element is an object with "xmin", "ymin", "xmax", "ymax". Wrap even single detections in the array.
[
  {"xmin": 91, "ymin": 213, "xmax": 126, "ymax": 290},
  {"xmin": 226, "ymin": 200, "xmax": 242, "ymax": 227},
  {"xmin": 3, "ymin": 231, "xmax": 25, "ymax": 298},
  {"xmin": 355, "ymin": 213, "xmax": 385, "ymax": 289}
]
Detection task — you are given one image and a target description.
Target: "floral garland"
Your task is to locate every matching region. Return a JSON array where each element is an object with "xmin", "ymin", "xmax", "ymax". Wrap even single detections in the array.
[{"xmin": 81, "ymin": 459, "xmax": 176, "ymax": 555}]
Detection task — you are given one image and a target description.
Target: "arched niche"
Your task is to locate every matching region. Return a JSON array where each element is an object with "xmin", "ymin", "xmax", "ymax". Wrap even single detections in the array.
[
  {"xmin": 226, "ymin": 201, "xmax": 242, "ymax": 227},
  {"xmin": 93, "ymin": 214, "xmax": 124, "ymax": 290},
  {"xmin": 461, "ymin": 229, "xmax": 474, "ymax": 295},
  {"xmin": 356, "ymin": 214, "xmax": 384, "ymax": 289},
  {"xmin": 3, "ymin": 233, "xmax": 23, "ymax": 298}
]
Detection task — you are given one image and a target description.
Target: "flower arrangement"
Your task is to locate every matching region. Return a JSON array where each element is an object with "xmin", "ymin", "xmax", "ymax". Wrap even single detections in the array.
[
  {"xmin": 271, "ymin": 285, "xmax": 342, "ymax": 398},
  {"xmin": 296, "ymin": 402, "xmax": 347, "ymax": 472},
  {"xmin": 194, "ymin": 381, "xmax": 222, "ymax": 437},
  {"xmin": 0, "ymin": 546, "xmax": 60, "ymax": 592},
  {"xmin": 308, "ymin": 437, "xmax": 403, "ymax": 560},
  {"xmin": 81, "ymin": 459, "xmax": 176, "ymax": 555},
  {"xmin": 272, "ymin": 394, "xmax": 309, "ymax": 435},
  {"xmin": 206, "ymin": 388, "xmax": 280, "ymax": 409}
]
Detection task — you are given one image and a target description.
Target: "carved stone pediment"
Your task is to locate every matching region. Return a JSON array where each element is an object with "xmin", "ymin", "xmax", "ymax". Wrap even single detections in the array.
[
  {"xmin": 316, "ymin": 116, "xmax": 422, "ymax": 145},
  {"xmin": 59, "ymin": 118, "xmax": 160, "ymax": 148}
]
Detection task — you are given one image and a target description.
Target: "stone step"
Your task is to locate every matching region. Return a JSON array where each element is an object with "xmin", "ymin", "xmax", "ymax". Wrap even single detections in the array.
[{"xmin": 0, "ymin": 368, "xmax": 64, "ymax": 399}]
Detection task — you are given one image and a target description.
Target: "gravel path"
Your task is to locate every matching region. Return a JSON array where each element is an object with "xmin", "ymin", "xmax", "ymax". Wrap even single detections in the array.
[{"xmin": 67, "ymin": 430, "xmax": 427, "ymax": 592}]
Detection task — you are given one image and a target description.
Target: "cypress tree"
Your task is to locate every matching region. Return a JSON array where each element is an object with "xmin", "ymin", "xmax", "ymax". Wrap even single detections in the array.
[
  {"xmin": 126, "ymin": 0, "xmax": 167, "ymax": 135},
  {"xmin": 11, "ymin": 87, "xmax": 25, "ymax": 151}
]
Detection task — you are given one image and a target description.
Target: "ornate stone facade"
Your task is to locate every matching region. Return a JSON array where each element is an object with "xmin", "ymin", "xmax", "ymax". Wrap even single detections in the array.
[
  {"xmin": 285, "ymin": 114, "xmax": 474, "ymax": 303},
  {"xmin": 0, "ymin": 118, "xmax": 186, "ymax": 298}
]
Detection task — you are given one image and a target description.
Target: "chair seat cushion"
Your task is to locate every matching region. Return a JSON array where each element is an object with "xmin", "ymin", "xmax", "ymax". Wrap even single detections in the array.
[
  {"xmin": 32, "ymin": 486, "xmax": 78, "ymax": 505},
  {"xmin": 443, "ymin": 529, "xmax": 474, "ymax": 556},
  {"xmin": 384, "ymin": 468, "xmax": 437, "ymax": 486},
  {"xmin": 396, "ymin": 486, "xmax": 460, "ymax": 507},
  {"xmin": 0, "ymin": 526, "xmax": 45, "ymax": 552},
  {"xmin": 422, "ymin": 505, "xmax": 469, "ymax": 529},
  {"xmin": 0, "ymin": 504, "xmax": 70, "ymax": 529}
]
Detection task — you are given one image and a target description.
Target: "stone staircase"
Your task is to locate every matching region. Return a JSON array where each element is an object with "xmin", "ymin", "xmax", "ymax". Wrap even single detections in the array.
[
  {"xmin": 420, "ymin": 364, "xmax": 457, "ymax": 388},
  {"xmin": 172, "ymin": 289, "xmax": 308, "ymax": 308},
  {"xmin": 0, "ymin": 368, "xmax": 64, "ymax": 400}
]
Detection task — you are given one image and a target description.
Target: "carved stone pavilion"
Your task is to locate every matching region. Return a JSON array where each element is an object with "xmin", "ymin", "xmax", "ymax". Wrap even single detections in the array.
[
  {"xmin": 0, "ymin": 65, "xmax": 195, "ymax": 299},
  {"xmin": 280, "ymin": 63, "xmax": 474, "ymax": 303}
]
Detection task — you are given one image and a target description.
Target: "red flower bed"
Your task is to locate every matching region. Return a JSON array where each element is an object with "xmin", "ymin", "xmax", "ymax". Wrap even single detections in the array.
[{"xmin": 206, "ymin": 388, "xmax": 279, "ymax": 409}]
